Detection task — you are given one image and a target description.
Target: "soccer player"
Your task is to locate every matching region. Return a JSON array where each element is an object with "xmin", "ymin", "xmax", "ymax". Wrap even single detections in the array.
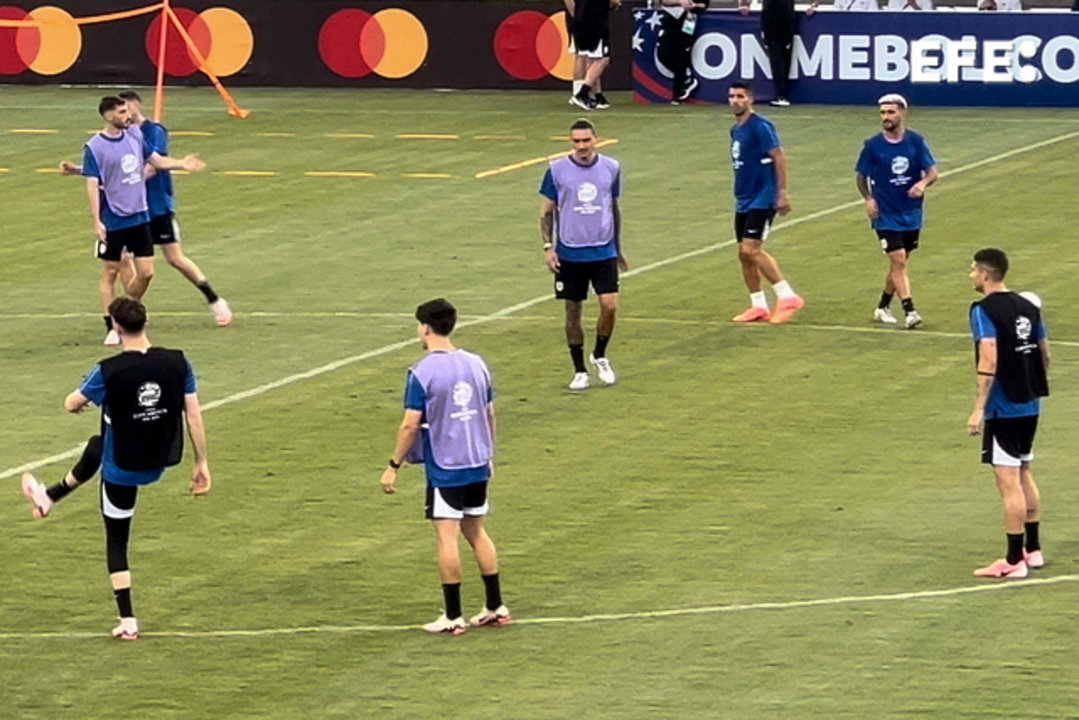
[
  {"xmin": 728, "ymin": 82, "xmax": 804, "ymax": 324},
  {"xmin": 540, "ymin": 119, "xmax": 627, "ymax": 390},
  {"xmin": 967, "ymin": 248, "xmax": 1050, "ymax": 579},
  {"xmin": 61, "ymin": 92, "xmax": 231, "ymax": 327},
  {"xmin": 21, "ymin": 297, "xmax": 212, "ymax": 639},
  {"xmin": 380, "ymin": 299, "xmax": 509, "ymax": 635},
  {"xmin": 73, "ymin": 97, "xmax": 206, "ymax": 345},
  {"xmin": 855, "ymin": 94, "xmax": 938, "ymax": 329}
]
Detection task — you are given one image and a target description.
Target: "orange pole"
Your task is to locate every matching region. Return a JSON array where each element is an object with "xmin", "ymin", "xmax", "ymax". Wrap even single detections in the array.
[
  {"xmin": 152, "ymin": 0, "xmax": 169, "ymax": 122},
  {"xmin": 165, "ymin": 5, "xmax": 249, "ymax": 118}
]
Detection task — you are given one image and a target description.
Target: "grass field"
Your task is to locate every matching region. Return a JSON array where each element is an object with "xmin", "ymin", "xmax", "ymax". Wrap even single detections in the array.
[{"xmin": 1, "ymin": 86, "xmax": 1078, "ymax": 719}]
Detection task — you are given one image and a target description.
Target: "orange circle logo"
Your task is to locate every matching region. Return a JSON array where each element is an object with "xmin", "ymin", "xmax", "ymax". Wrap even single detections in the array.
[
  {"xmin": 0, "ymin": 5, "xmax": 81, "ymax": 76},
  {"xmin": 144, "ymin": 6, "xmax": 253, "ymax": 78},
  {"xmin": 319, "ymin": 8, "xmax": 428, "ymax": 79}
]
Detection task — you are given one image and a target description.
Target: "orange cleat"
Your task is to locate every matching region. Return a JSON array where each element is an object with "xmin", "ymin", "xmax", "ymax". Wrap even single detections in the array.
[
  {"xmin": 769, "ymin": 294, "xmax": 805, "ymax": 324},
  {"xmin": 732, "ymin": 307, "xmax": 771, "ymax": 323}
]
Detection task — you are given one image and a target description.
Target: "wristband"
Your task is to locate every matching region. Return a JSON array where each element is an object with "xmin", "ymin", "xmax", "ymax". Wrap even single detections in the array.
[
  {"xmin": 388, "ymin": 458, "xmax": 401, "ymax": 469},
  {"xmin": 543, "ymin": 242, "xmax": 553, "ymax": 251},
  {"xmin": 977, "ymin": 371, "xmax": 995, "ymax": 377}
]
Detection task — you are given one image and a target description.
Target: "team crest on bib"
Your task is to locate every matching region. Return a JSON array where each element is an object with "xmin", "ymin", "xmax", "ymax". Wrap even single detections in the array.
[
  {"xmin": 577, "ymin": 182, "xmax": 598, "ymax": 204},
  {"xmin": 1015, "ymin": 315, "xmax": 1033, "ymax": 341},
  {"xmin": 137, "ymin": 381, "xmax": 162, "ymax": 408},
  {"xmin": 121, "ymin": 153, "xmax": 140, "ymax": 174},
  {"xmin": 452, "ymin": 381, "xmax": 473, "ymax": 409},
  {"xmin": 891, "ymin": 156, "xmax": 910, "ymax": 175}
]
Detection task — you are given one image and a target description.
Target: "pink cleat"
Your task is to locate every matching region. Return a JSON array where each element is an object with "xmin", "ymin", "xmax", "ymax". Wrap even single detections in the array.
[
  {"xmin": 210, "ymin": 298, "xmax": 233, "ymax": 326},
  {"xmin": 1024, "ymin": 549, "xmax": 1046, "ymax": 569},
  {"xmin": 973, "ymin": 558, "xmax": 1028, "ymax": 579},
  {"xmin": 733, "ymin": 307, "xmax": 771, "ymax": 323},
  {"xmin": 769, "ymin": 295, "xmax": 805, "ymax": 325},
  {"xmin": 469, "ymin": 605, "xmax": 512, "ymax": 628},
  {"xmin": 21, "ymin": 473, "xmax": 52, "ymax": 519},
  {"xmin": 111, "ymin": 617, "xmax": 139, "ymax": 641}
]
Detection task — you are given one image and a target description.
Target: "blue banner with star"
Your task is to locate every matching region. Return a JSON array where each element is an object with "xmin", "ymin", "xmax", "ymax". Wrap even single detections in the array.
[{"xmin": 632, "ymin": 9, "xmax": 1079, "ymax": 106}]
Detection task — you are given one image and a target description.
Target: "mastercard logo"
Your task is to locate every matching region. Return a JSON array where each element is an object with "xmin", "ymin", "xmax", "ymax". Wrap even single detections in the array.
[
  {"xmin": 494, "ymin": 11, "xmax": 572, "ymax": 82},
  {"xmin": 0, "ymin": 6, "xmax": 81, "ymax": 76},
  {"xmin": 145, "ymin": 6, "xmax": 253, "ymax": 78},
  {"xmin": 319, "ymin": 8, "xmax": 428, "ymax": 80}
]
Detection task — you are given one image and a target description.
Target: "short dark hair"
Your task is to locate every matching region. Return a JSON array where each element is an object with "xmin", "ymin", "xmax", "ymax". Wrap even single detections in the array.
[
  {"xmin": 973, "ymin": 248, "xmax": 1009, "ymax": 281},
  {"xmin": 109, "ymin": 297, "xmax": 147, "ymax": 334},
  {"xmin": 729, "ymin": 81, "xmax": 754, "ymax": 96},
  {"xmin": 118, "ymin": 90, "xmax": 142, "ymax": 103},
  {"xmin": 570, "ymin": 118, "xmax": 596, "ymax": 136},
  {"xmin": 98, "ymin": 96, "xmax": 125, "ymax": 116},
  {"xmin": 415, "ymin": 298, "xmax": 456, "ymax": 337}
]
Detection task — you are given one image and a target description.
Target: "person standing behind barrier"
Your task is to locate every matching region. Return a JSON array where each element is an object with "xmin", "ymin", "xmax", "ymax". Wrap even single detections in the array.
[
  {"xmin": 658, "ymin": 0, "xmax": 710, "ymax": 104},
  {"xmin": 738, "ymin": 0, "xmax": 818, "ymax": 107},
  {"xmin": 571, "ymin": 0, "xmax": 621, "ymax": 110}
]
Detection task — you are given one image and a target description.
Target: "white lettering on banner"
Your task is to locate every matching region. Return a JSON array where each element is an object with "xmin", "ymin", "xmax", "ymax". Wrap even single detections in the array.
[
  {"xmin": 692, "ymin": 32, "xmax": 737, "ymax": 80},
  {"xmin": 873, "ymin": 35, "xmax": 908, "ymax": 82},
  {"xmin": 793, "ymin": 34, "xmax": 833, "ymax": 80},
  {"xmin": 688, "ymin": 32, "xmax": 1078, "ymax": 85},
  {"xmin": 838, "ymin": 35, "xmax": 871, "ymax": 80}
]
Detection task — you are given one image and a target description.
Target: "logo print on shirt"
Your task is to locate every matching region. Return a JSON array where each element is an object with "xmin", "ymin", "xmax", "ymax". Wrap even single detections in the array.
[
  {"xmin": 731, "ymin": 140, "xmax": 743, "ymax": 169},
  {"xmin": 121, "ymin": 152, "xmax": 142, "ymax": 186},
  {"xmin": 574, "ymin": 182, "xmax": 602, "ymax": 216},
  {"xmin": 1015, "ymin": 315, "xmax": 1032, "ymax": 342},
  {"xmin": 451, "ymin": 381, "xmax": 478, "ymax": 422},
  {"xmin": 891, "ymin": 156, "xmax": 910, "ymax": 175},
  {"xmin": 137, "ymin": 382, "xmax": 162, "ymax": 408}
]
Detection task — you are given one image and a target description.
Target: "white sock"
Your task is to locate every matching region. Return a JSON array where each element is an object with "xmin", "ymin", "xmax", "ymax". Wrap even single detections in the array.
[
  {"xmin": 750, "ymin": 291, "xmax": 768, "ymax": 310},
  {"xmin": 773, "ymin": 280, "xmax": 796, "ymax": 300},
  {"xmin": 572, "ymin": 81, "xmax": 583, "ymax": 96}
]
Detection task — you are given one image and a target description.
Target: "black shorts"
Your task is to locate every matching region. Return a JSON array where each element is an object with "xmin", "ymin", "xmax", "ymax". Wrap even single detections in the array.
[
  {"xmin": 982, "ymin": 415, "xmax": 1038, "ymax": 467},
  {"xmin": 877, "ymin": 229, "xmax": 920, "ymax": 254},
  {"xmin": 735, "ymin": 209, "xmax": 776, "ymax": 242},
  {"xmin": 150, "ymin": 212, "xmax": 181, "ymax": 246},
  {"xmin": 555, "ymin": 257, "xmax": 619, "ymax": 301},
  {"xmin": 573, "ymin": 19, "xmax": 610, "ymax": 58},
  {"xmin": 425, "ymin": 481, "xmax": 489, "ymax": 520},
  {"xmin": 97, "ymin": 223, "xmax": 153, "ymax": 262}
]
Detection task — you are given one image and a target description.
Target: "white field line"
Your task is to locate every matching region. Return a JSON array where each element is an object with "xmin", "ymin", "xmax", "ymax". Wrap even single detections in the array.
[
  {"xmin": 0, "ymin": 574, "xmax": 1074, "ymax": 641},
  {"xmin": 3, "ymin": 129, "xmax": 1076, "ymax": 482}
]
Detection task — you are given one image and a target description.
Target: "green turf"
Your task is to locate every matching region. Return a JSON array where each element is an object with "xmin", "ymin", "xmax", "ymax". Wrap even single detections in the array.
[{"xmin": 2, "ymin": 87, "xmax": 1078, "ymax": 719}]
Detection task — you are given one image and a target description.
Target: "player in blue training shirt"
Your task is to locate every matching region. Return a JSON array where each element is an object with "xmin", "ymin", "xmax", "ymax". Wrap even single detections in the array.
[
  {"xmin": 855, "ymin": 94, "xmax": 938, "ymax": 330},
  {"xmin": 728, "ymin": 82, "xmax": 805, "ymax": 325}
]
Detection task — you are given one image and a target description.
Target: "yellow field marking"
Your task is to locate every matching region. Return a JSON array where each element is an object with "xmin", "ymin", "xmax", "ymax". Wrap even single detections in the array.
[
  {"xmin": 401, "ymin": 173, "xmax": 453, "ymax": 179},
  {"xmin": 171, "ymin": 131, "xmax": 214, "ymax": 137},
  {"xmin": 396, "ymin": 133, "xmax": 459, "ymax": 140},
  {"xmin": 324, "ymin": 132, "xmax": 374, "ymax": 139},
  {"xmin": 259, "ymin": 132, "xmax": 297, "ymax": 138},
  {"xmin": 221, "ymin": 170, "xmax": 277, "ymax": 177},
  {"xmin": 305, "ymin": 171, "xmax": 376, "ymax": 178},
  {"xmin": 9, "ymin": 128, "xmax": 58, "ymax": 134},
  {"xmin": 475, "ymin": 139, "xmax": 619, "ymax": 179},
  {"xmin": 0, "ymin": 168, "xmax": 9, "ymax": 173},
  {"xmin": 473, "ymin": 134, "xmax": 526, "ymax": 141},
  {"xmin": 34, "ymin": 168, "xmax": 60, "ymax": 174}
]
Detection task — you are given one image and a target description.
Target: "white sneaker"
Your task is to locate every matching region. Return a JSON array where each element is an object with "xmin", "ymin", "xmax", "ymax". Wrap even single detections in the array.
[
  {"xmin": 678, "ymin": 77, "xmax": 699, "ymax": 102},
  {"xmin": 423, "ymin": 613, "xmax": 467, "ymax": 635},
  {"xmin": 769, "ymin": 97, "xmax": 791, "ymax": 107},
  {"xmin": 873, "ymin": 307, "xmax": 898, "ymax": 325},
  {"xmin": 469, "ymin": 604, "xmax": 512, "ymax": 627},
  {"xmin": 568, "ymin": 372, "xmax": 590, "ymax": 391},
  {"xmin": 210, "ymin": 298, "xmax": 233, "ymax": 326},
  {"xmin": 588, "ymin": 354, "xmax": 616, "ymax": 385},
  {"xmin": 111, "ymin": 617, "xmax": 139, "ymax": 640},
  {"xmin": 20, "ymin": 473, "xmax": 52, "ymax": 519},
  {"xmin": 103, "ymin": 329, "xmax": 120, "ymax": 346},
  {"xmin": 905, "ymin": 310, "xmax": 923, "ymax": 329}
]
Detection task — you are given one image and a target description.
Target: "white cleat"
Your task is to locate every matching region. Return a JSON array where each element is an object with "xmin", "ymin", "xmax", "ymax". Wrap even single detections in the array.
[
  {"xmin": 103, "ymin": 329, "xmax": 120, "ymax": 346},
  {"xmin": 423, "ymin": 613, "xmax": 467, "ymax": 636},
  {"xmin": 873, "ymin": 307, "xmax": 898, "ymax": 325},
  {"xmin": 568, "ymin": 372, "xmax": 590, "ymax": 391},
  {"xmin": 469, "ymin": 604, "xmax": 512, "ymax": 627},
  {"xmin": 905, "ymin": 310, "xmax": 923, "ymax": 329},
  {"xmin": 588, "ymin": 354, "xmax": 616, "ymax": 385},
  {"xmin": 20, "ymin": 473, "xmax": 52, "ymax": 519},
  {"xmin": 210, "ymin": 298, "xmax": 233, "ymax": 326},
  {"xmin": 111, "ymin": 617, "xmax": 139, "ymax": 641}
]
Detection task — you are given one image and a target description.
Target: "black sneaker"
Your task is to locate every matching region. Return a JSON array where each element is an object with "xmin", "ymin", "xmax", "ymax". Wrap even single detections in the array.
[
  {"xmin": 570, "ymin": 92, "xmax": 593, "ymax": 111},
  {"xmin": 677, "ymin": 78, "xmax": 699, "ymax": 102},
  {"xmin": 593, "ymin": 93, "xmax": 610, "ymax": 109}
]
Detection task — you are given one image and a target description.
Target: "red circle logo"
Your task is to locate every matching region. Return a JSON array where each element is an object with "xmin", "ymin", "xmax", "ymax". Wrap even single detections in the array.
[
  {"xmin": 319, "ymin": 8, "xmax": 428, "ymax": 80},
  {"xmin": 494, "ymin": 11, "xmax": 572, "ymax": 81},
  {"xmin": 144, "ymin": 7, "xmax": 254, "ymax": 78},
  {"xmin": 0, "ymin": 5, "xmax": 81, "ymax": 76}
]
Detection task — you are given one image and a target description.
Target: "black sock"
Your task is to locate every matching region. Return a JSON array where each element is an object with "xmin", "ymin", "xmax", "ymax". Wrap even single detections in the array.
[
  {"xmin": 114, "ymin": 587, "xmax": 134, "ymax": 618},
  {"xmin": 1006, "ymin": 533, "xmax": 1024, "ymax": 565},
  {"xmin": 878, "ymin": 292, "xmax": 893, "ymax": 309},
  {"xmin": 569, "ymin": 344, "xmax": 586, "ymax": 373},
  {"xmin": 104, "ymin": 315, "xmax": 113, "ymax": 331},
  {"xmin": 442, "ymin": 583, "xmax": 462, "ymax": 620},
  {"xmin": 482, "ymin": 573, "xmax": 503, "ymax": 611},
  {"xmin": 46, "ymin": 478, "xmax": 77, "ymax": 503},
  {"xmin": 901, "ymin": 297, "xmax": 915, "ymax": 314},
  {"xmin": 48, "ymin": 435, "xmax": 102, "ymax": 502},
  {"xmin": 578, "ymin": 84, "xmax": 592, "ymax": 99},
  {"xmin": 196, "ymin": 281, "xmax": 219, "ymax": 304},
  {"xmin": 593, "ymin": 335, "xmax": 610, "ymax": 359},
  {"xmin": 1024, "ymin": 522, "xmax": 1040, "ymax": 552}
]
